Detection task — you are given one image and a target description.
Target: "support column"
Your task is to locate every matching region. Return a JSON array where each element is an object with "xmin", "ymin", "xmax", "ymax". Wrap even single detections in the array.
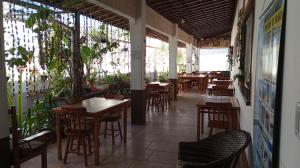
[
  {"xmin": 0, "ymin": 0, "xmax": 11, "ymax": 167},
  {"xmin": 186, "ymin": 43, "xmax": 193, "ymax": 73},
  {"xmin": 71, "ymin": 12, "xmax": 83, "ymax": 102},
  {"xmin": 169, "ymin": 23, "xmax": 178, "ymax": 100},
  {"xmin": 195, "ymin": 47, "xmax": 200, "ymax": 72},
  {"xmin": 130, "ymin": 0, "xmax": 146, "ymax": 125}
]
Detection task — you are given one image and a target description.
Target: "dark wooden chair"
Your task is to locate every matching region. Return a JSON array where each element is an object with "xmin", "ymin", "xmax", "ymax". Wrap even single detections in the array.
[
  {"xmin": 217, "ymin": 76, "xmax": 230, "ymax": 80},
  {"xmin": 206, "ymin": 102, "xmax": 234, "ymax": 136},
  {"xmin": 211, "ymin": 85, "xmax": 234, "ymax": 96},
  {"xmin": 102, "ymin": 94, "xmax": 125, "ymax": 145},
  {"xmin": 213, "ymin": 80, "xmax": 231, "ymax": 86},
  {"xmin": 61, "ymin": 106, "xmax": 93, "ymax": 166},
  {"xmin": 178, "ymin": 130, "xmax": 251, "ymax": 168},
  {"xmin": 198, "ymin": 77, "xmax": 208, "ymax": 93},
  {"xmin": 9, "ymin": 106, "xmax": 49, "ymax": 168},
  {"xmin": 146, "ymin": 84, "xmax": 163, "ymax": 112}
]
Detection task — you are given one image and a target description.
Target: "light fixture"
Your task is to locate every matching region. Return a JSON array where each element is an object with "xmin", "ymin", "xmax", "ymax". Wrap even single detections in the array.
[{"xmin": 181, "ymin": 19, "xmax": 185, "ymax": 24}]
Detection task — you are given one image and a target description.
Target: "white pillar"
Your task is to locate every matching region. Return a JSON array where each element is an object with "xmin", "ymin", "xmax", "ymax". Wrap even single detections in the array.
[
  {"xmin": 186, "ymin": 43, "xmax": 193, "ymax": 73},
  {"xmin": 129, "ymin": 1, "xmax": 146, "ymax": 90},
  {"xmin": 195, "ymin": 47, "xmax": 200, "ymax": 72},
  {"xmin": 129, "ymin": 0, "xmax": 146, "ymax": 125},
  {"xmin": 169, "ymin": 24, "xmax": 178, "ymax": 79},
  {"xmin": 0, "ymin": 0, "xmax": 10, "ymax": 166}
]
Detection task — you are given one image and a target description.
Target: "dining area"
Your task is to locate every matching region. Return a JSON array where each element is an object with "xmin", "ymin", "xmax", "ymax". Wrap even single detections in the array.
[
  {"xmin": 10, "ymin": 70, "xmax": 249, "ymax": 168},
  {"xmin": 53, "ymin": 96, "xmax": 131, "ymax": 166}
]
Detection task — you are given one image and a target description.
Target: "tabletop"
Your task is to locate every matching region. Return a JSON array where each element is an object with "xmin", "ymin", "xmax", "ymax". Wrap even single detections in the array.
[
  {"xmin": 53, "ymin": 97, "xmax": 130, "ymax": 115},
  {"xmin": 180, "ymin": 74, "xmax": 206, "ymax": 78},
  {"xmin": 212, "ymin": 79, "xmax": 233, "ymax": 82},
  {"xmin": 148, "ymin": 82, "xmax": 170, "ymax": 87},
  {"xmin": 196, "ymin": 95, "xmax": 240, "ymax": 109},
  {"xmin": 207, "ymin": 84, "xmax": 235, "ymax": 90}
]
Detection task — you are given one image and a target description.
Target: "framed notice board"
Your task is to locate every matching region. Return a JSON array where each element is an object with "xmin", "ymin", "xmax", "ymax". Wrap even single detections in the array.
[{"xmin": 253, "ymin": 0, "xmax": 286, "ymax": 168}]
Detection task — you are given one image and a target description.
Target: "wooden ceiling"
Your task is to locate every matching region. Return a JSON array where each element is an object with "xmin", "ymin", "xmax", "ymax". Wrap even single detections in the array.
[
  {"xmin": 146, "ymin": 27, "xmax": 169, "ymax": 42},
  {"xmin": 146, "ymin": 0, "xmax": 237, "ymax": 39},
  {"xmin": 31, "ymin": 0, "xmax": 130, "ymax": 29},
  {"xmin": 21, "ymin": 0, "xmax": 236, "ymax": 42},
  {"xmin": 30, "ymin": 0, "xmax": 170, "ymax": 42}
]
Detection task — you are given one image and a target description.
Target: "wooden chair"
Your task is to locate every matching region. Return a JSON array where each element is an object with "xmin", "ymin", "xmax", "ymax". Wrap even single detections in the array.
[
  {"xmin": 159, "ymin": 85, "xmax": 171, "ymax": 108},
  {"xmin": 213, "ymin": 80, "xmax": 231, "ymax": 86},
  {"xmin": 198, "ymin": 77, "xmax": 208, "ymax": 93},
  {"xmin": 146, "ymin": 84, "xmax": 163, "ymax": 112},
  {"xmin": 102, "ymin": 94, "xmax": 125, "ymax": 145},
  {"xmin": 206, "ymin": 102, "xmax": 234, "ymax": 136},
  {"xmin": 61, "ymin": 106, "xmax": 93, "ymax": 166},
  {"xmin": 217, "ymin": 76, "xmax": 230, "ymax": 80},
  {"xmin": 9, "ymin": 106, "xmax": 49, "ymax": 168},
  {"xmin": 211, "ymin": 85, "xmax": 234, "ymax": 96}
]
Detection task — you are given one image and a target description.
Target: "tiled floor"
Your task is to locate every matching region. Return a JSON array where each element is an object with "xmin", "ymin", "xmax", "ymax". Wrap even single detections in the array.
[{"xmin": 21, "ymin": 90, "xmax": 231, "ymax": 168}]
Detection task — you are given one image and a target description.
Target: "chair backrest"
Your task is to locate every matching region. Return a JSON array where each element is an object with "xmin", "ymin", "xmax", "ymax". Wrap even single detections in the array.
[
  {"xmin": 217, "ymin": 76, "xmax": 230, "ymax": 80},
  {"xmin": 211, "ymin": 85, "xmax": 234, "ymax": 96},
  {"xmin": 206, "ymin": 102, "xmax": 233, "ymax": 128},
  {"xmin": 61, "ymin": 106, "xmax": 87, "ymax": 133},
  {"xmin": 178, "ymin": 130, "xmax": 251, "ymax": 168},
  {"xmin": 214, "ymin": 80, "xmax": 231, "ymax": 85},
  {"xmin": 146, "ymin": 84, "xmax": 161, "ymax": 92}
]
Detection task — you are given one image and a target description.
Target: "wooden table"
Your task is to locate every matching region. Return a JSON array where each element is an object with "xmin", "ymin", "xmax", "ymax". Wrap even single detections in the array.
[
  {"xmin": 53, "ymin": 97, "xmax": 130, "ymax": 165},
  {"xmin": 148, "ymin": 82, "xmax": 171, "ymax": 111},
  {"xmin": 212, "ymin": 79, "xmax": 233, "ymax": 83},
  {"xmin": 207, "ymin": 84, "xmax": 235, "ymax": 95},
  {"xmin": 178, "ymin": 74, "xmax": 207, "ymax": 91},
  {"xmin": 179, "ymin": 74, "xmax": 206, "ymax": 80},
  {"xmin": 195, "ymin": 95, "xmax": 240, "ymax": 140}
]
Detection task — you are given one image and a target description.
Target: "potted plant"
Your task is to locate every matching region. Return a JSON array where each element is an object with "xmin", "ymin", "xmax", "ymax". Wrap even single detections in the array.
[{"xmin": 233, "ymin": 73, "xmax": 244, "ymax": 87}]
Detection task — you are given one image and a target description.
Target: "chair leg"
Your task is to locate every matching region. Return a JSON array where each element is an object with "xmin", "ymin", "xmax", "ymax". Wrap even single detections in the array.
[
  {"xmin": 14, "ymin": 163, "xmax": 21, "ymax": 168},
  {"xmin": 88, "ymin": 134, "xmax": 92, "ymax": 154},
  {"xmin": 41, "ymin": 148, "xmax": 47, "ymax": 168},
  {"xmin": 64, "ymin": 136, "xmax": 71, "ymax": 164},
  {"xmin": 104, "ymin": 122, "xmax": 108, "ymax": 138},
  {"xmin": 83, "ymin": 137, "xmax": 88, "ymax": 166},
  {"xmin": 111, "ymin": 122, "xmax": 115, "ymax": 145},
  {"xmin": 201, "ymin": 113, "xmax": 204, "ymax": 133},
  {"xmin": 117, "ymin": 120, "xmax": 123, "ymax": 140},
  {"xmin": 77, "ymin": 137, "xmax": 81, "ymax": 154},
  {"xmin": 209, "ymin": 128, "xmax": 213, "ymax": 137}
]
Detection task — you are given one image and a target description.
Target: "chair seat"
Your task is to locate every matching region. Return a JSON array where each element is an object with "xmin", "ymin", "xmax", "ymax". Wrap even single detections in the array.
[
  {"xmin": 65, "ymin": 129, "xmax": 92, "ymax": 136},
  {"xmin": 10, "ymin": 139, "xmax": 47, "ymax": 164},
  {"xmin": 208, "ymin": 120, "xmax": 230, "ymax": 129},
  {"xmin": 18, "ymin": 140, "xmax": 47, "ymax": 158},
  {"xmin": 102, "ymin": 113, "xmax": 122, "ymax": 122},
  {"xmin": 178, "ymin": 130, "xmax": 251, "ymax": 168}
]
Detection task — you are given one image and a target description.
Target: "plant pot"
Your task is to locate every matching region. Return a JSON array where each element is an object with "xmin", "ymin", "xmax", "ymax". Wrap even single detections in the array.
[
  {"xmin": 100, "ymin": 37, "xmax": 108, "ymax": 43},
  {"xmin": 238, "ymin": 81, "xmax": 244, "ymax": 88}
]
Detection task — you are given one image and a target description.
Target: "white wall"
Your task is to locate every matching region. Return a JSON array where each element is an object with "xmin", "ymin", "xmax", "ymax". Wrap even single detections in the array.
[
  {"xmin": 279, "ymin": 0, "xmax": 300, "ymax": 167},
  {"xmin": 230, "ymin": 0, "xmax": 254, "ymax": 163},
  {"xmin": 232, "ymin": 0, "xmax": 300, "ymax": 167},
  {"xmin": 0, "ymin": 0, "xmax": 9, "ymax": 139}
]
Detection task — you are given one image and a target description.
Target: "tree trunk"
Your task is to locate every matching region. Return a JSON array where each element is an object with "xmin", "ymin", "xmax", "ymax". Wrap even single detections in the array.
[{"xmin": 70, "ymin": 12, "xmax": 83, "ymax": 102}]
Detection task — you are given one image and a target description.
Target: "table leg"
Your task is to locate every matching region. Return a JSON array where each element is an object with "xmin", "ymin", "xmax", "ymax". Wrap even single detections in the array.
[
  {"xmin": 56, "ymin": 113, "xmax": 62, "ymax": 160},
  {"xmin": 94, "ymin": 118, "xmax": 100, "ymax": 165},
  {"xmin": 201, "ymin": 113, "xmax": 204, "ymax": 133},
  {"xmin": 123, "ymin": 108, "xmax": 127, "ymax": 143},
  {"xmin": 197, "ymin": 110, "xmax": 200, "ymax": 141}
]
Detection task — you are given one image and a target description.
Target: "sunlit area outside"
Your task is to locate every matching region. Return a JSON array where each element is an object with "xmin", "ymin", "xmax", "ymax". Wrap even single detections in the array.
[
  {"xmin": 199, "ymin": 48, "xmax": 229, "ymax": 71},
  {"xmin": 177, "ymin": 47, "xmax": 186, "ymax": 73},
  {"xmin": 145, "ymin": 37, "xmax": 169, "ymax": 81}
]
